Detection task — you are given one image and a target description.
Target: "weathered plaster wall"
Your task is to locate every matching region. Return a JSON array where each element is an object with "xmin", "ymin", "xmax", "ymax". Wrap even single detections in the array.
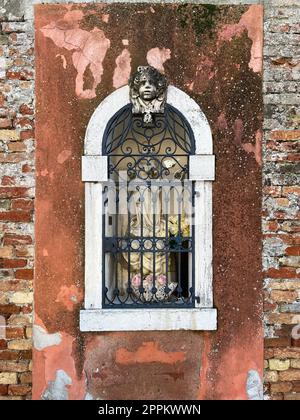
[
  {"xmin": 33, "ymin": 2, "xmax": 263, "ymax": 400},
  {"xmin": 0, "ymin": 0, "xmax": 299, "ymax": 401}
]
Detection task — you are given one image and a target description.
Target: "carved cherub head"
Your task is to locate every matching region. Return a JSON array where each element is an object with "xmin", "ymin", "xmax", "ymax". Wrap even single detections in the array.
[{"xmin": 129, "ymin": 66, "xmax": 168, "ymax": 123}]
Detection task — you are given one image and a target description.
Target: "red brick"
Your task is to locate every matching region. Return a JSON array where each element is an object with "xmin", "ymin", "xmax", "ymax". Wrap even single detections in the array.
[
  {"xmin": 0, "ymin": 351, "xmax": 21, "ymax": 361},
  {"xmin": 263, "ymin": 186, "xmax": 282, "ymax": 197},
  {"xmin": 280, "ymin": 235, "xmax": 300, "ymax": 245},
  {"xmin": 273, "ymin": 348, "xmax": 300, "ymax": 359},
  {"xmin": 14, "ymin": 117, "xmax": 34, "ymax": 129},
  {"xmin": 284, "ymin": 393, "xmax": 300, "ymax": 400},
  {"xmin": 15, "ymin": 246, "xmax": 33, "ymax": 258},
  {"xmin": 264, "ymin": 302, "xmax": 278, "ymax": 311},
  {"xmin": 15, "ymin": 269, "xmax": 33, "ymax": 280},
  {"xmin": 8, "ymin": 142, "xmax": 27, "ymax": 152},
  {"xmin": 273, "ymin": 211, "xmax": 300, "ymax": 221},
  {"xmin": 21, "ymin": 305, "xmax": 32, "ymax": 314},
  {"xmin": 0, "ymin": 119, "xmax": 12, "ymax": 128},
  {"xmin": 0, "ymin": 94, "xmax": 6, "ymax": 107},
  {"xmin": 292, "ymin": 382, "xmax": 300, "ymax": 393},
  {"xmin": 6, "ymin": 70, "xmax": 33, "ymax": 81},
  {"xmin": 265, "ymin": 349, "xmax": 274, "ymax": 359},
  {"xmin": 270, "ymin": 130, "xmax": 300, "ymax": 141},
  {"xmin": 13, "ymin": 58, "xmax": 26, "ymax": 67},
  {"xmin": 265, "ymin": 268, "xmax": 300, "ymax": 279},
  {"xmin": 20, "ymin": 130, "xmax": 34, "ymax": 140},
  {"xmin": 0, "ymin": 259, "xmax": 27, "ymax": 269},
  {"xmin": 11, "ymin": 199, "xmax": 33, "ymax": 211},
  {"xmin": 265, "ymin": 337, "xmax": 292, "ymax": 348},
  {"xmin": 19, "ymin": 104, "xmax": 34, "ymax": 116},
  {"xmin": 5, "ymin": 328, "xmax": 24, "ymax": 339},
  {"xmin": 283, "ymin": 187, "xmax": 300, "ymax": 196},
  {"xmin": 0, "ymin": 385, "xmax": 8, "ymax": 396},
  {"xmin": 275, "ymin": 324, "xmax": 296, "ymax": 338},
  {"xmin": 0, "ymin": 187, "xmax": 29, "ymax": 199},
  {"xmin": 286, "ymin": 246, "xmax": 300, "ymax": 256},
  {"xmin": 264, "ymin": 221, "xmax": 279, "ymax": 232},
  {"xmin": 0, "ymin": 211, "xmax": 32, "ymax": 222},
  {"xmin": 0, "ymin": 340, "xmax": 7, "ymax": 350},
  {"xmin": 3, "ymin": 234, "xmax": 32, "ymax": 246},
  {"xmin": 0, "ymin": 305, "xmax": 21, "ymax": 315},
  {"xmin": 20, "ymin": 372, "xmax": 31, "ymax": 384},
  {"xmin": 292, "ymin": 337, "xmax": 300, "ymax": 347},
  {"xmin": 271, "ymin": 382, "xmax": 293, "ymax": 393},
  {"xmin": 19, "ymin": 350, "xmax": 32, "ymax": 360},
  {"xmin": 1, "ymin": 176, "xmax": 15, "ymax": 186},
  {"xmin": 270, "ymin": 290, "xmax": 298, "ymax": 303},
  {"xmin": 0, "ymin": 152, "xmax": 28, "ymax": 163},
  {"xmin": 0, "ymin": 280, "xmax": 32, "ymax": 293},
  {"xmin": 287, "ymin": 153, "xmax": 300, "ymax": 162},
  {"xmin": 0, "ymin": 350, "xmax": 32, "ymax": 361},
  {"xmin": 21, "ymin": 163, "xmax": 32, "ymax": 173},
  {"xmin": 8, "ymin": 385, "xmax": 31, "ymax": 396},
  {"xmin": 271, "ymin": 393, "xmax": 284, "ymax": 400}
]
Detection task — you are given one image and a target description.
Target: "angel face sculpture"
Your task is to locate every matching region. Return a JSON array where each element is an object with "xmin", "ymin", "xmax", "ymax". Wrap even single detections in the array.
[{"xmin": 129, "ymin": 66, "xmax": 168, "ymax": 123}]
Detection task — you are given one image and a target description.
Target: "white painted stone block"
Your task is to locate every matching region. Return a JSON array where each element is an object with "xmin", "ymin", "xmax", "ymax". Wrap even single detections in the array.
[
  {"xmin": 190, "ymin": 155, "xmax": 215, "ymax": 181},
  {"xmin": 82, "ymin": 155, "xmax": 107, "ymax": 182},
  {"xmin": 80, "ymin": 308, "xmax": 217, "ymax": 332}
]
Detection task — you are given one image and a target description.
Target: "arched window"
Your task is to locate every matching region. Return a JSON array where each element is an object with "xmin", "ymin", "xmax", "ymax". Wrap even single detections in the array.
[
  {"xmin": 80, "ymin": 84, "xmax": 216, "ymax": 331},
  {"xmin": 103, "ymin": 103, "xmax": 195, "ymax": 308}
]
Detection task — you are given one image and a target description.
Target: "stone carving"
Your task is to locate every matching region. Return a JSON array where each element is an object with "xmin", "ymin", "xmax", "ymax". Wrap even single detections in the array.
[{"xmin": 129, "ymin": 65, "xmax": 168, "ymax": 123}]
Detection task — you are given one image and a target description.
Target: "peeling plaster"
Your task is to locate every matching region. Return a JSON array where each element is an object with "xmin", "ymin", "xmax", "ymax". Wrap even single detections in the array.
[
  {"xmin": 217, "ymin": 112, "xmax": 228, "ymax": 131},
  {"xmin": 234, "ymin": 119, "xmax": 262, "ymax": 165},
  {"xmin": 42, "ymin": 248, "xmax": 49, "ymax": 257},
  {"xmin": 246, "ymin": 370, "xmax": 263, "ymax": 400},
  {"xmin": 113, "ymin": 49, "xmax": 132, "ymax": 89},
  {"xmin": 146, "ymin": 47, "xmax": 171, "ymax": 73},
  {"xmin": 33, "ymin": 316, "xmax": 85, "ymax": 400},
  {"xmin": 55, "ymin": 285, "xmax": 83, "ymax": 311},
  {"xmin": 33, "ymin": 324, "xmax": 62, "ymax": 351},
  {"xmin": 116, "ymin": 341, "xmax": 186, "ymax": 365},
  {"xmin": 41, "ymin": 10, "xmax": 110, "ymax": 99},
  {"xmin": 56, "ymin": 54, "xmax": 67, "ymax": 69},
  {"xmin": 212, "ymin": 328, "xmax": 263, "ymax": 400},
  {"xmin": 85, "ymin": 392, "xmax": 94, "ymax": 400},
  {"xmin": 57, "ymin": 149, "xmax": 72, "ymax": 164},
  {"xmin": 218, "ymin": 5, "xmax": 263, "ymax": 73},
  {"xmin": 102, "ymin": 14, "xmax": 110, "ymax": 23},
  {"xmin": 41, "ymin": 369, "xmax": 72, "ymax": 400},
  {"xmin": 242, "ymin": 129, "xmax": 262, "ymax": 165}
]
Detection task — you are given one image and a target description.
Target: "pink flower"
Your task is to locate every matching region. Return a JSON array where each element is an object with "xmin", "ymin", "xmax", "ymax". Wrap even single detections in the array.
[
  {"xmin": 131, "ymin": 274, "xmax": 141, "ymax": 287},
  {"xmin": 157, "ymin": 274, "xmax": 167, "ymax": 285}
]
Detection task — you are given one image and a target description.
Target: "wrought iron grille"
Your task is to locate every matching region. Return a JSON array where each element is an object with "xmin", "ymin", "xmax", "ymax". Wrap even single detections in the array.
[{"xmin": 102, "ymin": 104, "xmax": 196, "ymax": 308}]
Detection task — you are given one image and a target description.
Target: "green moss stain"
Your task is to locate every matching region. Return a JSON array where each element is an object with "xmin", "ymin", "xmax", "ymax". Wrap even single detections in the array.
[{"xmin": 178, "ymin": 4, "xmax": 219, "ymax": 44}]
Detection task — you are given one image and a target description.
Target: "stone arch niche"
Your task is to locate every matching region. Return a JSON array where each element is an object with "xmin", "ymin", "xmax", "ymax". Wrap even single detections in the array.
[{"xmin": 80, "ymin": 85, "xmax": 217, "ymax": 331}]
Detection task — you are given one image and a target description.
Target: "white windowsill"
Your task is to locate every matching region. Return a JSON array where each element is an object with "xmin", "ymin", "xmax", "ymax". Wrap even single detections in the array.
[{"xmin": 80, "ymin": 308, "xmax": 217, "ymax": 331}]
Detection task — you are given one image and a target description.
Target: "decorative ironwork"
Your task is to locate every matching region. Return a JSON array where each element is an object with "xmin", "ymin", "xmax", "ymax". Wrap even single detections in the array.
[
  {"xmin": 129, "ymin": 66, "xmax": 168, "ymax": 123},
  {"xmin": 102, "ymin": 102, "xmax": 196, "ymax": 308}
]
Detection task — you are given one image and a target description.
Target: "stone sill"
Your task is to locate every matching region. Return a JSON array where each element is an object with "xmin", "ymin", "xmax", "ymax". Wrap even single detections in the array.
[{"xmin": 80, "ymin": 308, "xmax": 217, "ymax": 331}]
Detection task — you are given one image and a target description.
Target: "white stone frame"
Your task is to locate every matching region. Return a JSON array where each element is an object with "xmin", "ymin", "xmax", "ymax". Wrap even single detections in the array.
[{"xmin": 80, "ymin": 85, "xmax": 217, "ymax": 331}]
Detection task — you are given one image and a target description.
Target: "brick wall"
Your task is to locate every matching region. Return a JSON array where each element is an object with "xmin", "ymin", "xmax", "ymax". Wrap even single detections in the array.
[
  {"xmin": 0, "ymin": 2, "xmax": 34, "ymax": 400},
  {"xmin": 263, "ymin": 4, "xmax": 300, "ymax": 401},
  {"xmin": 0, "ymin": 0, "xmax": 299, "ymax": 400}
]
